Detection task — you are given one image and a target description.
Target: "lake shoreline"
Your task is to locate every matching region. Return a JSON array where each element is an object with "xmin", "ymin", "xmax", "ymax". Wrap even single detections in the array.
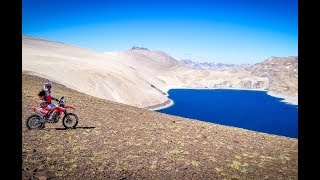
[
  {"xmin": 150, "ymin": 87, "xmax": 298, "ymax": 138},
  {"xmin": 147, "ymin": 86, "xmax": 297, "ymax": 111},
  {"xmin": 144, "ymin": 99, "xmax": 174, "ymax": 111}
]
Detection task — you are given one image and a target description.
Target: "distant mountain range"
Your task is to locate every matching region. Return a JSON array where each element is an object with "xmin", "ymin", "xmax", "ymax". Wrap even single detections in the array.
[{"xmin": 180, "ymin": 59, "xmax": 251, "ymax": 70}]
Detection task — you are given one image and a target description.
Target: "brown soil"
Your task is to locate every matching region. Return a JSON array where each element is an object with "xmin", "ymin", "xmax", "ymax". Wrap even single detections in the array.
[{"xmin": 22, "ymin": 74, "xmax": 298, "ymax": 180}]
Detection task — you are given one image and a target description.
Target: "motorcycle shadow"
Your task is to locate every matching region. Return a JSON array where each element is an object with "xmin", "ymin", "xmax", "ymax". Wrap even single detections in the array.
[{"xmin": 45, "ymin": 126, "xmax": 96, "ymax": 131}]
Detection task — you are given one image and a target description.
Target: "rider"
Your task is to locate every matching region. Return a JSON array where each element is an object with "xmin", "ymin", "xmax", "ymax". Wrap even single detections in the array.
[{"xmin": 38, "ymin": 81, "xmax": 59, "ymax": 119}]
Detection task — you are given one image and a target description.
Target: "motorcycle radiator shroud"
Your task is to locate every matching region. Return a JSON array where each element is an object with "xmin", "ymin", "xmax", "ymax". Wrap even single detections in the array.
[{"xmin": 34, "ymin": 107, "xmax": 48, "ymax": 116}]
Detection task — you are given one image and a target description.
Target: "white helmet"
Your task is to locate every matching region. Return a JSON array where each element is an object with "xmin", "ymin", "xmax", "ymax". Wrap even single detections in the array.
[{"xmin": 44, "ymin": 81, "xmax": 52, "ymax": 91}]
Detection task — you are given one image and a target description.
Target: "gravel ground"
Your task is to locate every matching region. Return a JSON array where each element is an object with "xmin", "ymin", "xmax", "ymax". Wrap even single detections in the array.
[{"xmin": 22, "ymin": 74, "xmax": 298, "ymax": 180}]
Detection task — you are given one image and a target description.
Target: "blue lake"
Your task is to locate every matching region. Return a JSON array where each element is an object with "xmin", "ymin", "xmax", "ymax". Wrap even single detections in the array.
[{"xmin": 157, "ymin": 89, "xmax": 298, "ymax": 138}]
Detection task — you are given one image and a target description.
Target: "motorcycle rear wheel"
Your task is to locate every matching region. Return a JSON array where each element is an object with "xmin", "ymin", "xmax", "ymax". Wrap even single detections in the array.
[{"xmin": 26, "ymin": 114, "xmax": 45, "ymax": 130}]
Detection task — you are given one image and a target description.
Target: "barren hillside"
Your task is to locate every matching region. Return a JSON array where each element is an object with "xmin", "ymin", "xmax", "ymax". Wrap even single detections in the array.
[
  {"xmin": 22, "ymin": 74, "xmax": 297, "ymax": 180},
  {"xmin": 247, "ymin": 56, "xmax": 298, "ymax": 103},
  {"xmin": 23, "ymin": 36, "xmax": 272, "ymax": 108}
]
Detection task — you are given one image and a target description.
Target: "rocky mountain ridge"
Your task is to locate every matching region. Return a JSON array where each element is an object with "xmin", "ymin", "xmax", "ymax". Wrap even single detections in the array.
[
  {"xmin": 180, "ymin": 59, "xmax": 251, "ymax": 70},
  {"xmin": 246, "ymin": 56, "xmax": 298, "ymax": 98}
]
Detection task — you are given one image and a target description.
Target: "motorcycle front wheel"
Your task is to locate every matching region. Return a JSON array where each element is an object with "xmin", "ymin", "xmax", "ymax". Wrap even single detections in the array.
[
  {"xmin": 26, "ymin": 114, "xmax": 45, "ymax": 130},
  {"xmin": 62, "ymin": 113, "xmax": 78, "ymax": 129}
]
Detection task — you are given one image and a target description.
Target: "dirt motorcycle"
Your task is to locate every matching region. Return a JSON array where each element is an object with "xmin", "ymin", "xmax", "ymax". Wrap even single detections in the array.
[{"xmin": 25, "ymin": 96, "xmax": 78, "ymax": 130}]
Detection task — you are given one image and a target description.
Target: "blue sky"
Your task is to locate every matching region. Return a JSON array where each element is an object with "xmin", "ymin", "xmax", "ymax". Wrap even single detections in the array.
[{"xmin": 22, "ymin": 0, "xmax": 297, "ymax": 64}]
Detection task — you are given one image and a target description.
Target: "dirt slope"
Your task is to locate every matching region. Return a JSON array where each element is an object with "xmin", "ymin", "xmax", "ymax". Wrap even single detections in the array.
[
  {"xmin": 22, "ymin": 74, "xmax": 297, "ymax": 180},
  {"xmin": 23, "ymin": 35, "xmax": 270, "ymax": 108}
]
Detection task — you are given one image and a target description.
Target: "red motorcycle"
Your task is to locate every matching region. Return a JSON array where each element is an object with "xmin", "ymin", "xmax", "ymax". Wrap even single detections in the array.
[{"xmin": 25, "ymin": 96, "xmax": 78, "ymax": 130}]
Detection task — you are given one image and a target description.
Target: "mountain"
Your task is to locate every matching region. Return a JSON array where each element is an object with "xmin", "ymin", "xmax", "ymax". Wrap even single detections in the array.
[
  {"xmin": 131, "ymin": 46, "xmax": 149, "ymax": 50},
  {"xmin": 23, "ymin": 35, "xmax": 271, "ymax": 108},
  {"xmin": 23, "ymin": 35, "xmax": 184, "ymax": 108},
  {"xmin": 246, "ymin": 56, "xmax": 298, "ymax": 101},
  {"xmin": 180, "ymin": 59, "xmax": 251, "ymax": 70}
]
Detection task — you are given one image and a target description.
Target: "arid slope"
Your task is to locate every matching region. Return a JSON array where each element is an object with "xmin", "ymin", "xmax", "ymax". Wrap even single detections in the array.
[
  {"xmin": 23, "ymin": 35, "xmax": 270, "ymax": 108},
  {"xmin": 22, "ymin": 74, "xmax": 297, "ymax": 180},
  {"xmin": 247, "ymin": 56, "xmax": 298, "ymax": 104}
]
